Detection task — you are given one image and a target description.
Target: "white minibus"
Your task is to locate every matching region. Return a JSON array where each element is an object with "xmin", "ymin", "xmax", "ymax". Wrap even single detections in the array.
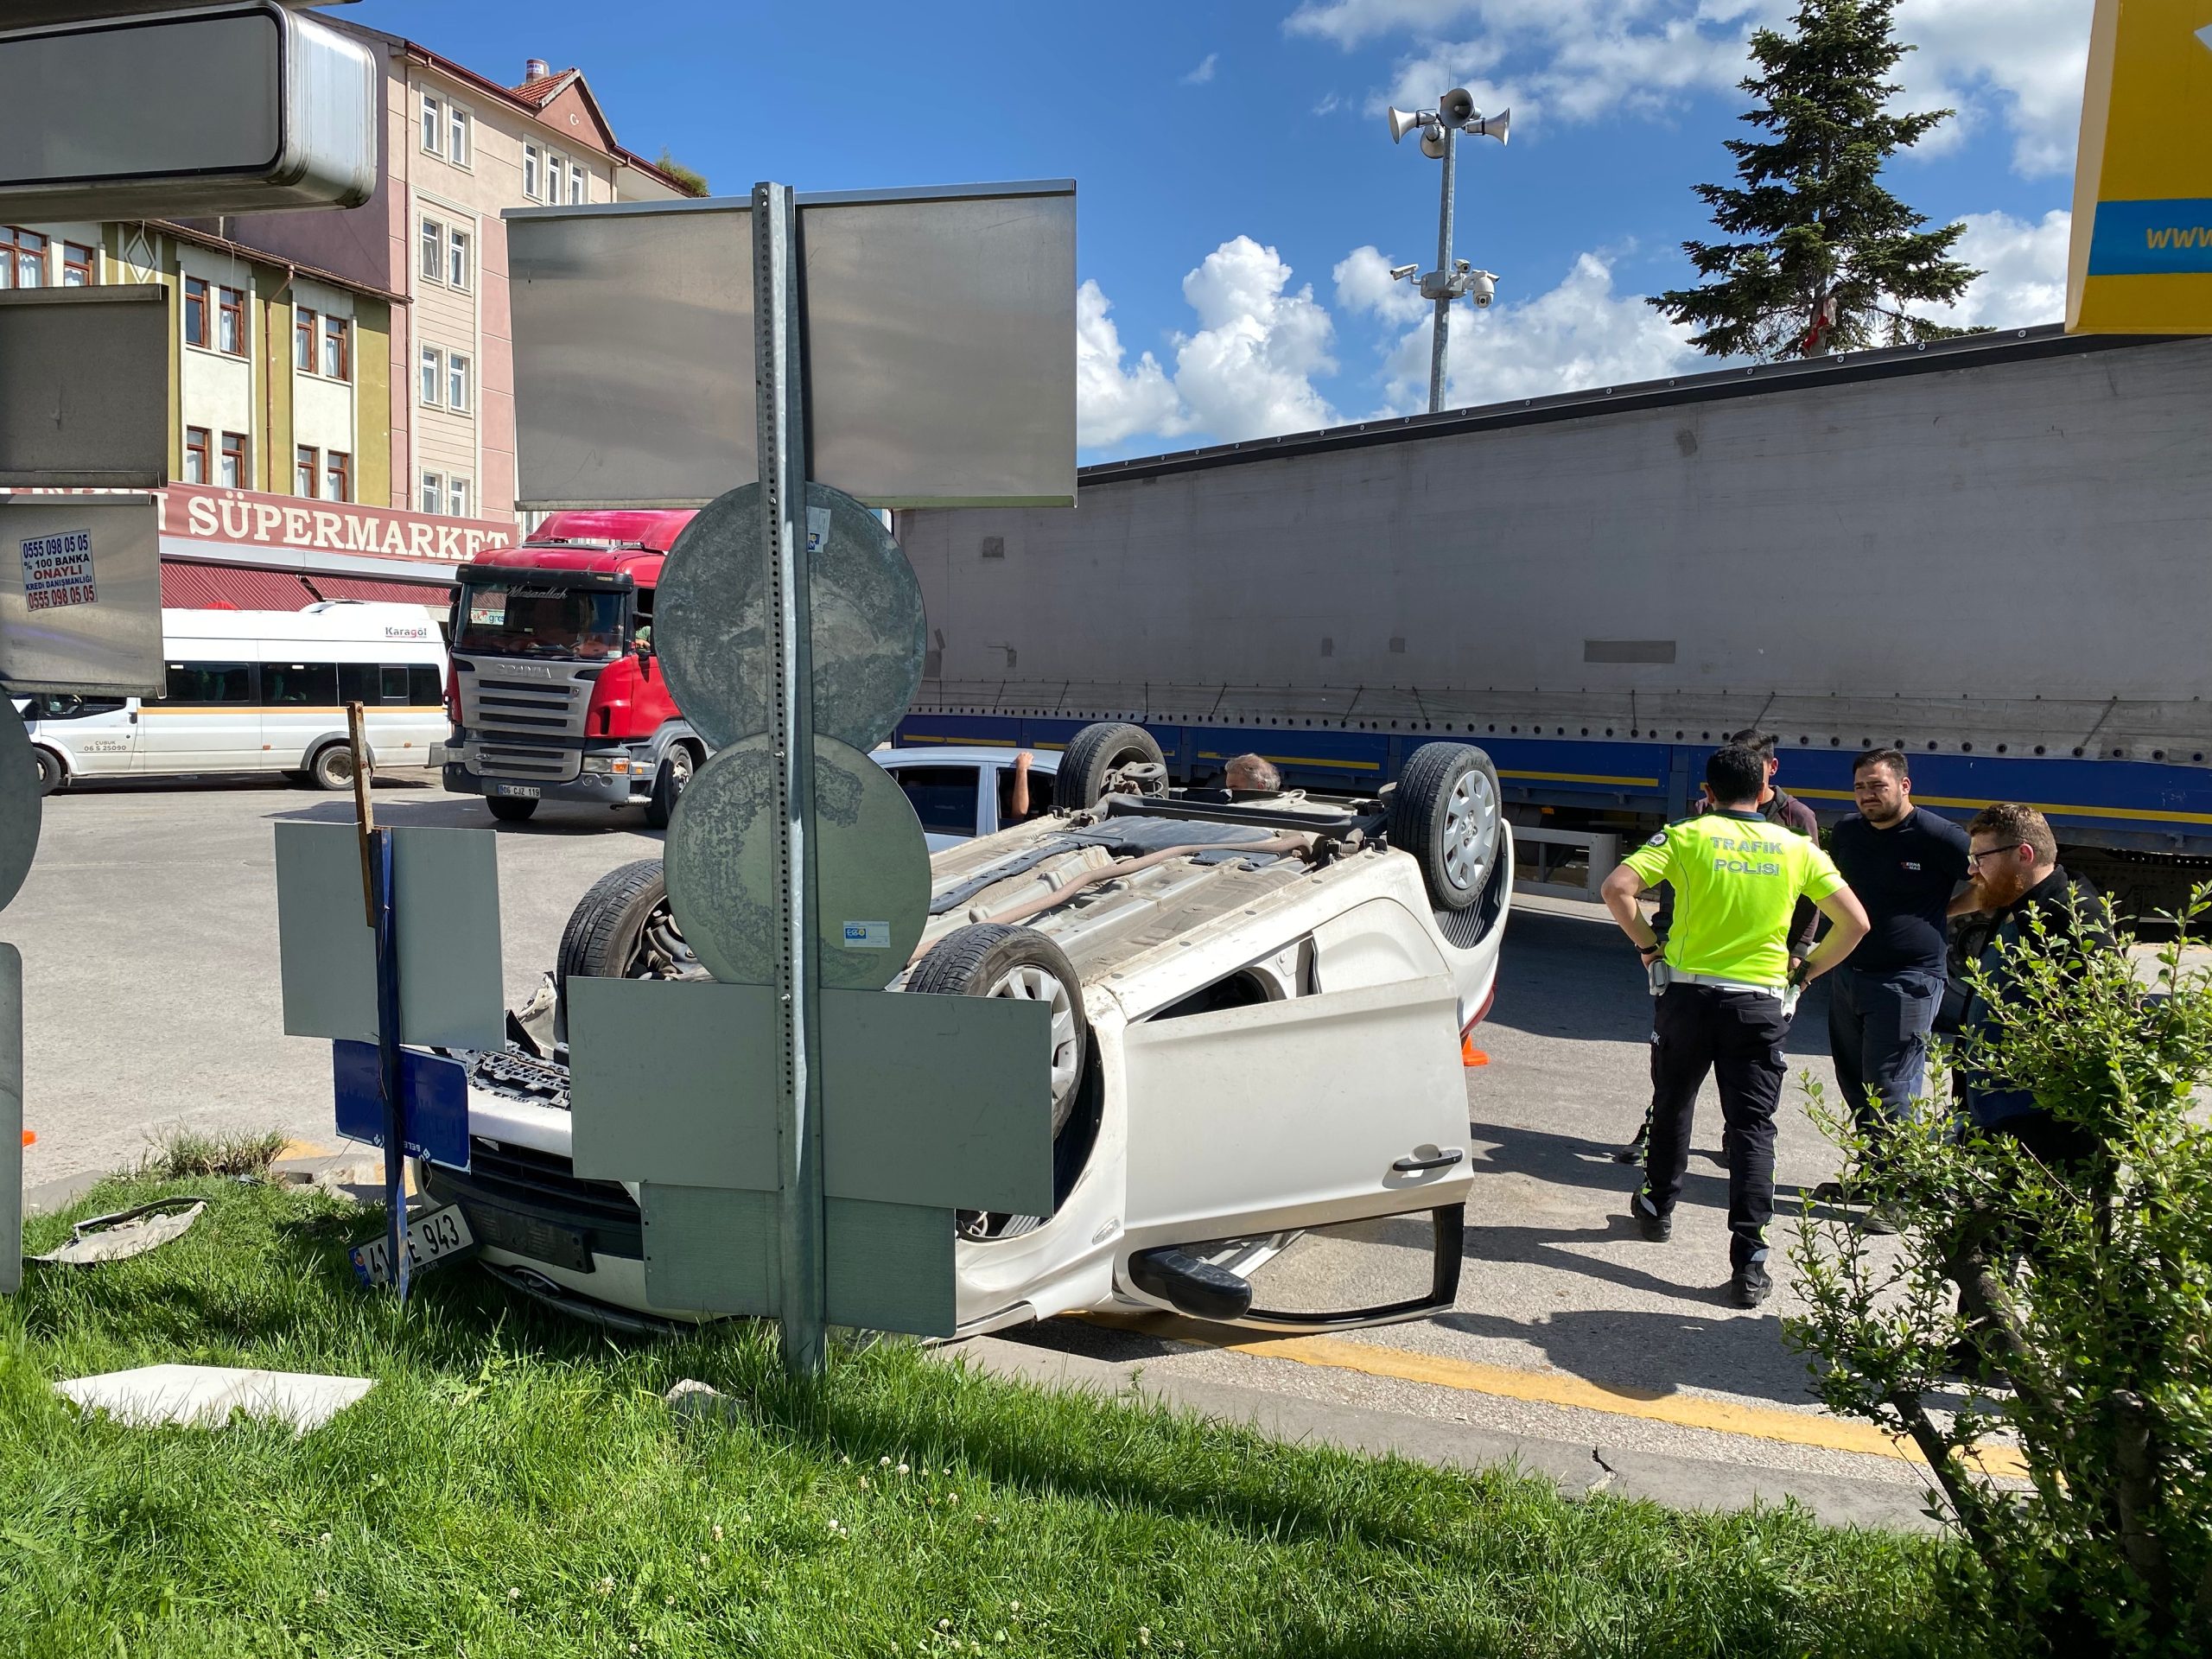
[{"xmin": 20, "ymin": 602, "xmax": 448, "ymax": 794}]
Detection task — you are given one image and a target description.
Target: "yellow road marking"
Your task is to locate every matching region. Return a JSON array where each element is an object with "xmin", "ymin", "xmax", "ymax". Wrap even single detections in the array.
[{"xmin": 1090, "ymin": 1313, "xmax": 2027, "ymax": 1479}]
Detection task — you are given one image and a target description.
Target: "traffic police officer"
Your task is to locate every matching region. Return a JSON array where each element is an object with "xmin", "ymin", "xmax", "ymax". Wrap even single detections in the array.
[{"xmin": 1600, "ymin": 744, "xmax": 1871, "ymax": 1306}]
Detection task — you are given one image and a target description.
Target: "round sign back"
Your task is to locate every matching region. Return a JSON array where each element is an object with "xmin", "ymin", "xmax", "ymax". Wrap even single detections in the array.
[{"xmin": 657, "ymin": 480, "xmax": 926, "ymax": 753}]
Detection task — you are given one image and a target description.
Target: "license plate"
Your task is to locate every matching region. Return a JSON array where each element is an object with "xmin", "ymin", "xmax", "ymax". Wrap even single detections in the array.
[
  {"xmin": 462, "ymin": 1203, "xmax": 594, "ymax": 1274},
  {"xmin": 491, "ymin": 783, "xmax": 540, "ymax": 799},
  {"xmin": 350, "ymin": 1203, "xmax": 475, "ymax": 1287}
]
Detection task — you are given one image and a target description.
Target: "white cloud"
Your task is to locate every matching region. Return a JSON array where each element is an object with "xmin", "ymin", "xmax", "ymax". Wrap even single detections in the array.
[
  {"xmin": 1293, "ymin": 0, "xmax": 2093, "ymax": 177},
  {"xmin": 1174, "ymin": 237, "xmax": 1340, "ymax": 439},
  {"xmin": 1313, "ymin": 90, "xmax": 1345, "ymax": 115},
  {"xmin": 1332, "ymin": 245, "xmax": 1429, "ymax": 327},
  {"xmin": 1077, "ymin": 279, "xmax": 1185, "ymax": 449},
  {"xmin": 1921, "ymin": 208, "xmax": 2070, "ymax": 329},
  {"xmin": 1182, "ymin": 52, "xmax": 1219, "ymax": 85},
  {"xmin": 1077, "ymin": 239, "xmax": 1340, "ymax": 450}
]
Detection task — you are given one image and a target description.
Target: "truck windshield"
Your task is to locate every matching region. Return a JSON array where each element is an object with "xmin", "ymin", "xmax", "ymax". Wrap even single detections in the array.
[{"xmin": 455, "ymin": 581, "xmax": 627, "ymax": 660}]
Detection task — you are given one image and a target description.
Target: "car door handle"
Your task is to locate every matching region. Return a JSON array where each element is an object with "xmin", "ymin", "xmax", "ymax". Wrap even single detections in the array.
[{"xmin": 1392, "ymin": 1147, "xmax": 1465, "ymax": 1173}]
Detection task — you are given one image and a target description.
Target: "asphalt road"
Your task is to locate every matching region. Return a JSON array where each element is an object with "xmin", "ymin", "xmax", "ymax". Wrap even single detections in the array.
[{"xmin": 15, "ymin": 780, "xmax": 1936, "ymax": 1497}]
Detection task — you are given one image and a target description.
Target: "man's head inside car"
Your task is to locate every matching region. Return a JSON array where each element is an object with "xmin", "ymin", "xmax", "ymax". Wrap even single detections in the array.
[{"xmin": 1223, "ymin": 753, "xmax": 1282, "ymax": 794}]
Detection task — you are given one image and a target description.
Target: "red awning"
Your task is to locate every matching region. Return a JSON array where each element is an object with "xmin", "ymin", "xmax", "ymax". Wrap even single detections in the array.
[
  {"xmin": 159, "ymin": 563, "xmax": 453, "ymax": 611},
  {"xmin": 161, "ymin": 563, "xmax": 320, "ymax": 609},
  {"xmin": 308, "ymin": 574, "xmax": 454, "ymax": 607}
]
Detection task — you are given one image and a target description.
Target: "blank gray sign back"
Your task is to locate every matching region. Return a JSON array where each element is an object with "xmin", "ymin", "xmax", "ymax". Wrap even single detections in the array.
[
  {"xmin": 1, "ymin": 944, "xmax": 19, "ymax": 1296},
  {"xmin": 507, "ymin": 182, "xmax": 1076, "ymax": 511},
  {"xmin": 272, "ymin": 822, "xmax": 505, "ymax": 1049},
  {"xmin": 0, "ymin": 287, "xmax": 169, "ymax": 487},
  {"xmin": 567, "ymin": 977, "xmax": 779, "ymax": 1189}
]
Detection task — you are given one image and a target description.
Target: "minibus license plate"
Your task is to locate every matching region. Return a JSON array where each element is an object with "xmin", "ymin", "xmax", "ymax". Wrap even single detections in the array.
[
  {"xmin": 350, "ymin": 1203, "xmax": 475, "ymax": 1287},
  {"xmin": 492, "ymin": 784, "xmax": 540, "ymax": 799}
]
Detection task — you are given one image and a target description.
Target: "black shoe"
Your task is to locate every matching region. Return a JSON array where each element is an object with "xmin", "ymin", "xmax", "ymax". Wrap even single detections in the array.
[
  {"xmin": 1812, "ymin": 1179, "xmax": 1858, "ymax": 1205},
  {"xmin": 1628, "ymin": 1194, "xmax": 1671, "ymax": 1243},
  {"xmin": 1731, "ymin": 1262, "xmax": 1772, "ymax": 1308},
  {"xmin": 1611, "ymin": 1137, "xmax": 1648, "ymax": 1166}
]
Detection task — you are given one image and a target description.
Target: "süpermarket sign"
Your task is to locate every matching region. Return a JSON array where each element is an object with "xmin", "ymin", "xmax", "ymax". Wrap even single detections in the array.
[{"xmin": 2068, "ymin": 0, "xmax": 2212, "ymax": 334}]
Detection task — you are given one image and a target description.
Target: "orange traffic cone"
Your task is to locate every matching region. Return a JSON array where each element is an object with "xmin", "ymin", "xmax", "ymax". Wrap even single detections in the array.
[{"xmin": 1461, "ymin": 1036, "xmax": 1490, "ymax": 1068}]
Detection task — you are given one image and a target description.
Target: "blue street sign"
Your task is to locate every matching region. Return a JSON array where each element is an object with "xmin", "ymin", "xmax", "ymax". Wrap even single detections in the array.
[{"xmin": 332, "ymin": 1039, "xmax": 471, "ymax": 1172}]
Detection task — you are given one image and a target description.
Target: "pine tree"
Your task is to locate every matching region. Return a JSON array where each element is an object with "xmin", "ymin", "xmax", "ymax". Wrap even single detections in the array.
[{"xmin": 1651, "ymin": 0, "xmax": 1980, "ymax": 359}]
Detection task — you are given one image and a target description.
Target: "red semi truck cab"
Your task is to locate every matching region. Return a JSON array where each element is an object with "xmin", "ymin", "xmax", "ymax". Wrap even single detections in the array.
[{"xmin": 438, "ymin": 509, "xmax": 701, "ymax": 825}]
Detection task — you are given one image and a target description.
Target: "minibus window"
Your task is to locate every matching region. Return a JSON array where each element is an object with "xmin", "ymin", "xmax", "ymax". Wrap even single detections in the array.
[
  {"xmin": 156, "ymin": 664, "xmax": 251, "ymax": 705},
  {"xmin": 264, "ymin": 664, "xmax": 339, "ymax": 706},
  {"xmin": 408, "ymin": 665, "xmax": 442, "ymax": 705},
  {"xmin": 381, "ymin": 666, "xmax": 409, "ymax": 702}
]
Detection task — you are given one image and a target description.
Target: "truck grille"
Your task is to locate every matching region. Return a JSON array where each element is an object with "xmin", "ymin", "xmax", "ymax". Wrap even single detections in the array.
[
  {"xmin": 422, "ymin": 1138, "xmax": 642, "ymax": 1262},
  {"xmin": 456, "ymin": 664, "xmax": 594, "ymax": 782}
]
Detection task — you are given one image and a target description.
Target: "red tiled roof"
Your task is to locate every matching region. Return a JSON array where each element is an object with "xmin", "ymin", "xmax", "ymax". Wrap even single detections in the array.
[
  {"xmin": 510, "ymin": 68, "xmax": 577, "ymax": 105},
  {"xmin": 161, "ymin": 563, "xmax": 452, "ymax": 611}
]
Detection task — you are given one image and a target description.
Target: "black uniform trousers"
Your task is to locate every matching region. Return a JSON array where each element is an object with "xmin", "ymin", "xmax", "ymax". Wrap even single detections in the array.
[{"xmin": 1643, "ymin": 982, "xmax": 1789, "ymax": 1268}]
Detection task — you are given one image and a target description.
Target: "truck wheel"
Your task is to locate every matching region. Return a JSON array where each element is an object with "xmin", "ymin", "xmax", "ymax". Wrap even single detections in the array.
[
  {"xmin": 310, "ymin": 743, "xmax": 363, "ymax": 791},
  {"xmin": 31, "ymin": 748, "xmax": 63, "ymax": 796},
  {"xmin": 644, "ymin": 743, "xmax": 696, "ymax": 830},
  {"xmin": 907, "ymin": 923, "xmax": 1087, "ymax": 1138},
  {"xmin": 1058, "ymin": 721, "xmax": 1165, "ymax": 810},
  {"xmin": 556, "ymin": 857, "xmax": 706, "ymax": 1001},
  {"xmin": 487, "ymin": 796, "xmax": 538, "ymax": 823},
  {"xmin": 1389, "ymin": 742, "xmax": 1502, "ymax": 913}
]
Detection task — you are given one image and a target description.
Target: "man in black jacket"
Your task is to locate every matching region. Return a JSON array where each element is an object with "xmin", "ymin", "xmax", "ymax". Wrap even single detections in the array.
[{"xmin": 1614, "ymin": 729, "xmax": 1821, "ymax": 1164}]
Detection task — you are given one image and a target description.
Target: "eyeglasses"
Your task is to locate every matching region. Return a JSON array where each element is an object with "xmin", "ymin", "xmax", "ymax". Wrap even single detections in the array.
[{"xmin": 1967, "ymin": 844, "xmax": 2026, "ymax": 869}]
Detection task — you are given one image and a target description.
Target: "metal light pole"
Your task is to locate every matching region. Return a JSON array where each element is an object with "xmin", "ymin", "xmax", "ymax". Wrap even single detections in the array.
[{"xmin": 1384, "ymin": 89, "xmax": 1510, "ymax": 414}]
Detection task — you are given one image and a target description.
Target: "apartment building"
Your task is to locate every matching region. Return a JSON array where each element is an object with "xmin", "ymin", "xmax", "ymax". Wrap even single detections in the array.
[{"xmin": 219, "ymin": 29, "xmax": 691, "ymax": 529}]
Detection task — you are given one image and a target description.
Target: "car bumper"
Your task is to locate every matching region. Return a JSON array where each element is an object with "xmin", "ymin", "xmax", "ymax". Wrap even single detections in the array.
[{"xmin": 442, "ymin": 761, "xmax": 644, "ymax": 806}]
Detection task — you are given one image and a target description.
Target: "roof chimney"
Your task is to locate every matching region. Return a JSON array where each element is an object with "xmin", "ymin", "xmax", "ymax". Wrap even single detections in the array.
[{"xmin": 524, "ymin": 57, "xmax": 550, "ymax": 82}]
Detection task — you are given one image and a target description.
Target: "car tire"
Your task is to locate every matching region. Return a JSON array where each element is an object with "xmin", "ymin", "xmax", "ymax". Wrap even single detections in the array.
[
  {"xmin": 486, "ymin": 796, "xmax": 539, "ymax": 823},
  {"xmin": 1388, "ymin": 741, "xmax": 1503, "ymax": 913},
  {"xmin": 31, "ymin": 747, "xmax": 63, "ymax": 796},
  {"xmin": 1058, "ymin": 721, "xmax": 1165, "ymax": 810},
  {"xmin": 907, "ymin": 922, "xmax": 1088, "ymax": 1139},
  {"xmin": 644, "ymin": 742, "xmax": 696, "ymax": 830},
  {"xmin": 556, "ymin": 857, "xmax": 706, "ymax": 1004},
  {"xmin": 309, "ymin": 743, "xmax": 363, "ymax": 791}
]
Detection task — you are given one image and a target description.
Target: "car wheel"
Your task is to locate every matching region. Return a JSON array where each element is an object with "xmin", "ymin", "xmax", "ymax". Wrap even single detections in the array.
[
  {"xmin": 907, "ymin": 922, "xmax": 1088, "ymax": 1138},
  {"xmin": 1058, "ymin": 721, "xmax": 1165, "ymax": 810},
  {"xmin": 31, "ymin": 747, "xmax": 63, "ymax": 796},
  {"xmin": 486, "ymin": 795, "xmax": 539, "ymax": 823},
  {"xmin": 556, "ymin": 857, "xmax": 709, "ymax": 1006},
  {"xmin": 644, "ymin": 742, "xmax": 696, "ymax": 830},
  {"xmin": 310, "ymin": 743, "xmax": 362, "ymax": 791},
  {"xmin": 1389, "ymin": 741, "xmax": 1502, "ymax": 913}
]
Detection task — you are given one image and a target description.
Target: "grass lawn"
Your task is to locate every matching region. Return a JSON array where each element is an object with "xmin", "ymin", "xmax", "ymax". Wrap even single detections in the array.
[{"xmin": 1, "ymin": 1175, "xmax": 1980, "ymax": 1658}]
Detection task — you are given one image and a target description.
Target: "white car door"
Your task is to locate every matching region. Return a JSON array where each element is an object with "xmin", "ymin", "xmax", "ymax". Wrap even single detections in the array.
[
  {"xmin": 23, "ymin": 695, "xmax": 139, "ymax": 779},
  {"xmin": 1114, "ymin": 945, "xmax": 1473, "ymax": 1331}
]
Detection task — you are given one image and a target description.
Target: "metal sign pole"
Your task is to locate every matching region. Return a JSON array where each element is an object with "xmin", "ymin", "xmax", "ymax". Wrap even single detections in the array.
[
  {"xmin": 346, "ymin": 702, "xmax": 407, "ymax": 1300},
  {"xmin": 754, "ymin": 181, "xmax": 828, "ymax": 1374}
]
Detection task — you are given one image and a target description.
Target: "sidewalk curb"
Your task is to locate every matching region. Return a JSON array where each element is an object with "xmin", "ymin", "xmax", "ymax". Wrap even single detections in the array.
[{"xmin": 933, "ymin": 1334, "xmax": 1943, "ymax": 1534}]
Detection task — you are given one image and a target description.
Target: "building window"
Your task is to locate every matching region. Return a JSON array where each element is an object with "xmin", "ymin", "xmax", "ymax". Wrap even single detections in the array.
[
  {"xmin": 2, "ymin": 226, "xmax": 48, "ymax": 289},
  {"xmin": 183, "ymin": 427, "xmax": 210, "ymax": 485},
  {"xmin": 546, "ymin": 153, "xmax": 565, "ymax": 201},
  {"xmin": 569, "ymin": 164, "xmax": 585, "ymax": 206},
  {"xmin": 523, "ymin": 143, "xmax": 540, "ymax": 200},
  {"xmin": 296, "ymin": 444, "xmax": 319, "ymax": 498},
  {"xmin": 448, "ymin": 227, "xmax": 470, "ymax": 289},
  {"xmin": 294, "ymin": 306, "xmax": 315, "ymax": 370},
  {"xmin": 217, "ymin": 285, "xmax": 245, "ymax": 355},
  {"xmin": 61, "ymin": 242, "xmax": 92, "ymax": 287},
  {"xmin": 420, "ymin": 218, "xmax": 442, "ymax": 283},
  {"xmin": 420, "ymin": 470, "xmax": 443, "ymax": 515},
  {"xmin": 421, "ymin": 92, "xmax": 442, "ymax": 156},
  {"xmin": 420, "ymin": 345, "xmax": 442, "ymax": 405},
  {"xmin": 448, "ymin": 105, "xmax": 470, "ymax": 166},
  {"xmin": 183, "ymin": 276, "xmax": 209, "ymax": 346},
  {"xmin": 326, "ymin": 450, "xmax": 351, "ymax": 504},
  {"xmin": 448, "ymin": 477, "xmax": 470, "ymax": 518},
  {"xmin": 447, "ymin": 352, "xmax": 470, "ymax": 412},
  {"xmin": 321, "ymin": 313, "xmax": 349, "ymax": 380},
  {"xmin": 219, "ymin": 431, "xmax": 248, "ymax": 489}
]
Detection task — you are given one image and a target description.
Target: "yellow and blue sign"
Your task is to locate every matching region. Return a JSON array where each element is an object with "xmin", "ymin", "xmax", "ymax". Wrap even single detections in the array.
[{"xmin": 2068, "ymin": 1, "xmax": 2212, "ymax": 332}]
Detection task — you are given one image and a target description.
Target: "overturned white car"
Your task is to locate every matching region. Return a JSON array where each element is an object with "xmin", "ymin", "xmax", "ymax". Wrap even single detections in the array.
[{"xmin": 426, "ymin": 723, "xmax": 1510, "ymax": 1338}]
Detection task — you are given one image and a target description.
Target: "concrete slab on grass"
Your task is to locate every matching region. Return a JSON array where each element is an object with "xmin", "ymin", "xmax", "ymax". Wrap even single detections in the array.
[{"xmin": 57, "ymin": 1364, "xmax": 374, "ymax": 1433}]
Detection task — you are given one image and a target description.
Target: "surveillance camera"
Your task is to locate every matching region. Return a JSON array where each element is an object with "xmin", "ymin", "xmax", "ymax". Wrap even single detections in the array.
[
  {"xmin": 1468, "ymin": 270, "xmax": 1497, "ymax": 308},
  {"xmin": 1389, "ymin": 262, "xmax": 1419, "ymax": 281}
]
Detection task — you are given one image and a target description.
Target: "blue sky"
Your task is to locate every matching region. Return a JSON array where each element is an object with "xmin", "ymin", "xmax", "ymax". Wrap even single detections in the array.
[{"xmin": 348, "ymin": 1, "xmax": 2093, "ymax": 461}]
